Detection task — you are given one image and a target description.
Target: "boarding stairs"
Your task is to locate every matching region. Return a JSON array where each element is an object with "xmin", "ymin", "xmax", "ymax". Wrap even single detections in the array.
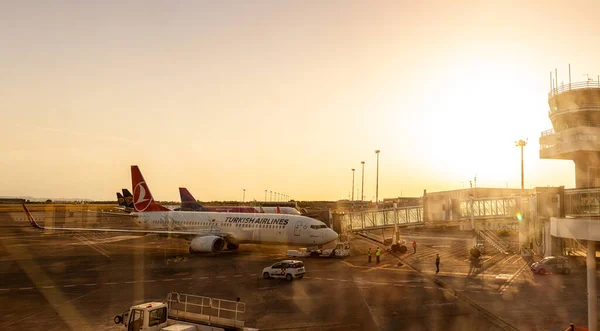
[{"xmin": 476, "ymin": 229, "xmax": 511, "ymax": 255}]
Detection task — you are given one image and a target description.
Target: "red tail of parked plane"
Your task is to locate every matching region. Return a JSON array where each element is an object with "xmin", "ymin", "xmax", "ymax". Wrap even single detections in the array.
[{"xmin": 131, "ymin": 165, "xmax": 171, "ymax": 212}]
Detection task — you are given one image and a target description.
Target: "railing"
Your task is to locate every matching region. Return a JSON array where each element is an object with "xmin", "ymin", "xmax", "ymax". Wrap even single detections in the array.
[
  {"xmin": 166, "ymin": 291, "xmax": 246, "ymax": 328},
  {"xmin": 549, "ymin": 80, "xmax": 600, "ymax": 98},
  {"xmin": 541, "ymin": 120, "xmax": 600, "ymax": 138}
]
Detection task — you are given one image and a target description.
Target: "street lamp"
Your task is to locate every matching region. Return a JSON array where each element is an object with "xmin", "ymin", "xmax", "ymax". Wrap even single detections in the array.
[
  {"xmin": 242, "ymin": 189, "xmax": 246, "ymax": 203},
  {"xmin": 375, "ymin": 150, "xmax": 380, "ymax": 208},
  {"xmin": 270, "ymin": 191, "xmax": 272, "ymax": 201},
  {"xmin": 264, "ymin": 190, "xmax": 267, "ymax": 202},
  {"xmin": 361, "ymin": 161, "xmax": 365, "ymax": 203},
  {"xmin": 515, "ymin": 139, "xmax": 528, "ymax": 191},
  {"xmin": 351, "ymin": 169, "xmax": 355, "ymax": 201}
]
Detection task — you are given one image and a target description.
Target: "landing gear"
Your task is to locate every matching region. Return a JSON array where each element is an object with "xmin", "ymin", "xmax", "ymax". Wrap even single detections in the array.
[{"xmin": 227, "ymin": 243, "xmax": 239, "ymax": 250}]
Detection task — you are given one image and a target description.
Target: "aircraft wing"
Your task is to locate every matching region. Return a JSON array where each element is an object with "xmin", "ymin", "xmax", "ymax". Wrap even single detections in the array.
[{"xmin": 23, "ymin": 204, "xmax": 231, "ymax": 240}]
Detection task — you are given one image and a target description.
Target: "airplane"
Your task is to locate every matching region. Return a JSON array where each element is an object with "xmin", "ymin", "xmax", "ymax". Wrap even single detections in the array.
[
  {"xmin": 179, "ymin": 187, "xmax": 301, "ymax": 215},
  {"xmin": 179, "ymin": 187, "xmax": 258, "ymax": 213},
  {"xmin": 22, "ymin": 165, "xmax": 338, "ymax": 254},
  {"xmin": 122, "ymin": 189, "xmax": 134, "ymax": 211},
  {"xmin": 116, "ymin": 192, "xmax": 126, "ymax": 209}
]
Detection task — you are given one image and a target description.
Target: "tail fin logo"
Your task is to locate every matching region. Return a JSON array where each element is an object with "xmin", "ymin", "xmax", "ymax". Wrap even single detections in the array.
[{"xmin": 133, "ymin": 182, "xmax": 153, "ymax": 211}]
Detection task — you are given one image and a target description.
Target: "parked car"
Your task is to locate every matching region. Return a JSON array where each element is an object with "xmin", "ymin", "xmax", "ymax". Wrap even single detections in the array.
[
  {"xmin": 263, "ymin": 260, "xmax": 305, "ymax": 281},
  {"xmin": 530, "ymin": 256, "xmax": 571, "ymax": 275}
]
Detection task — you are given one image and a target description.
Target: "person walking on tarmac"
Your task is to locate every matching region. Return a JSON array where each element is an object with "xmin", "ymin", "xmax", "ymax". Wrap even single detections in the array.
[
  {"xmin": 368, "ymin": 247, "xmax": 372, "ymax": 263},
  {"xmin": 375, "ymin": 247, "xmax": 381, "ymax": 264},
  {"xmin": 412, "ymin": 241, "xmax": 417, "ymax": 254},
  {"xmin": 435, "ymin": 254, "xmax": 440, "ymax": 274}
]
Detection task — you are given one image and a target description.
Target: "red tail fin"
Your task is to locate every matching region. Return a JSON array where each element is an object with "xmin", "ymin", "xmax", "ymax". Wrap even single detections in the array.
[
  {"xmin": 22, "ymin": 204, "xmax": 44, "ymax": 229},
  {"xmin": 276, "ymin": 206, "xmax": 281, "ymax": 214},
  {"xmin": 130, "ymin": 165, "xmax": 170, "ymax": 212}
]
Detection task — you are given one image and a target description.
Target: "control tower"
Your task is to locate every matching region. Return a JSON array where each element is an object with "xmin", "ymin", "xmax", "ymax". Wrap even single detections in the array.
[{"xmin": 539, "ymin": 71, "xmax": 600, "ymax": 188}]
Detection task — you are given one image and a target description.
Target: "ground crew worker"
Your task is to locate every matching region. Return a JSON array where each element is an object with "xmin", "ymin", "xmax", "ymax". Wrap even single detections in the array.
[
  {"xmin": 375, "ymin": 247, "xmax": 381, "ymax": 264},
  {"xmin": 435, "ymin": 254, "xmax": 440, "ymax": 274},
  {"xmin": 368, "ymin": 247, "xmax": 372, "ymax": 263},
  {"xmin": 412, "ymin": 241, "xmax": 417, "ymax": 254}
]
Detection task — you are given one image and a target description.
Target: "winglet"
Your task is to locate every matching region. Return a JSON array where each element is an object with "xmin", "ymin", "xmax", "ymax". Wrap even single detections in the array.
[
  {"xmin": 22, "ymin": 204, "xmax": 44, "ymax": 229},
  {"xmin": 130, "ymin": 166, "xmax": 171, "ymax": 212}
]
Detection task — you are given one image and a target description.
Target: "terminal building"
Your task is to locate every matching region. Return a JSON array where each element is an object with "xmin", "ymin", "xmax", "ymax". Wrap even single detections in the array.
[{"xmin": 335, "ymin": 72, "xmax": 599, "ymax": 329}]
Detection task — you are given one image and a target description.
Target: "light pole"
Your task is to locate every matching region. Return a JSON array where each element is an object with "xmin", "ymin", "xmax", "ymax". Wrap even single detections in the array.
[
  {"xmin": 361, "ymin": 161, "xmax": 365, "ymax": 202},
  {"xmin": 264, "ymin": 190, "xmax": 267, "ymax": 202},
  {"xmin": 351, "ymin": 169, "xmax": 355, "ymax": 201},
  {"xmin": 375, "ymin": 150, "xmax": 380, "ymax": 208},
  {"xmin": 242, "ymin": 189, "xmax": 246, "ymax": 203},
  {"xmin": 515, "ymin": 139, "xmax": 527, "ymax": 191},
  {"xmin": 270, "ymin": 191, "xmax": 272, "ymax": 201}
]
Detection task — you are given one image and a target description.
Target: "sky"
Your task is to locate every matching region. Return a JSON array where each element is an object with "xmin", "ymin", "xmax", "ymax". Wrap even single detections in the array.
[{"xmin": 2, "ymin": 0, "xmax": 600, "ymax": 201}]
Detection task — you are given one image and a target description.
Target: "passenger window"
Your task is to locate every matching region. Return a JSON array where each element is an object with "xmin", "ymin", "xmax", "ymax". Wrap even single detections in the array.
[
  {"xmin": 272, "ymin": 263, "xmax": 282, "ymax": 268},
  {"xmin": 149, "ymin": 307, "xmax": 167, "ymax": 326}
]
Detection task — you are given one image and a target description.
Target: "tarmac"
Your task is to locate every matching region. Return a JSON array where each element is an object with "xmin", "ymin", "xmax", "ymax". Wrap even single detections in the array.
[{"xmin": 0, "ymin": 209, "xmax": 596, "ymax": 330}]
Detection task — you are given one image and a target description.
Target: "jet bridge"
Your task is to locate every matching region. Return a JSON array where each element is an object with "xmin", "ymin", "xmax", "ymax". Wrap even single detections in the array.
[
  {"xmin": 339, "ymin": 205, "xmax": 423, "ymax": 232},
  {"xmin": 458, "ymin": 196, "xmax": 519, "ymax": 220}
]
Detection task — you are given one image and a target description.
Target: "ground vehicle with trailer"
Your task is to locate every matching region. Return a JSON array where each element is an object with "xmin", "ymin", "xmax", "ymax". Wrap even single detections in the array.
[
  {"xmin": 286, "ymin": 242, "xmax": 351, "ymax": 258},
  {"xmin": 262, "ymin": 260, "xmax": 305, "ymax": 281},
  {"xmin": 113, "ymin": 291, "xmax": 258, "ymax": 331}
]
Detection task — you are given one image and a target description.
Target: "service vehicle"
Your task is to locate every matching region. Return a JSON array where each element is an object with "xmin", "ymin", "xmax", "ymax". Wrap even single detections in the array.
[
  {"xmin": 530, "ymin": 256, "xmax": 571, "ymax": 275},
  {"xmin": 320, "ymin": 242, "xmax": 351, "ymax": 257},
  {"xmin": 286, "ymin": 242, "xmax": 351, "ymax": 258},
  {"xmin": 285, "ymin": 246, "xmax": 320, "ymax": 258},
  {"xmin": 113, "ymin": 291, "xmax": 258, "ymax": 331},
  {"xmin": 262, "ymin": 260, "xmax": 305, "ymax": 280}
]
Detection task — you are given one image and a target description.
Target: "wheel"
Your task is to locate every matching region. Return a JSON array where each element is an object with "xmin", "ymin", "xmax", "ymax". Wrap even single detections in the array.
[
  {"xmin": 298, "ymin": 275, "xmax": 304, "ymax": 279},
  {"xmin": 310, "ymin": 251, "xmax": 320, "ymax": 257},
  {"xmin": 538, "ymin": 269, "xmax": 546, "ymax": 275},
  {"xmin": 263, "ymin": 272, "xmax": 270, "ymax": 279},
  {"xmin": 563, "ymin": 268, "xmax": 571, "ymax": 275},
  {"xmin": 227, "ymin": 243, "xmax": 239, "ymax": 250},
  {"xmin": 113, "ymin": 315, "xmax": 122, "ymax": 324},
  {"xmin": 399, "ymin": 245, "xmax": 408, "ymax": 254},
  {"xmin": 286, "ymin": 274, "xmax": 293, "ymax": 281}
]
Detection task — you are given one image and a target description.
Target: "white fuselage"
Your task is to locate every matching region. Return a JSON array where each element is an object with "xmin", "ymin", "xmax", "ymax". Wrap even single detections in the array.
[
  {"xmin": 134, "ymin": 211, "xmax": 337, "ymax": 246},
  {"xmin": 258, "ymin": 207, "xmax": 301, "ymax": 215}
]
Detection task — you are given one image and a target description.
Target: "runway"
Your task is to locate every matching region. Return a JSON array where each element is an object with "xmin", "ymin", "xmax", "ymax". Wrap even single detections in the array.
[{"xmin": 0, "ymin": 211, "xmax": 505, "ymax": 330}]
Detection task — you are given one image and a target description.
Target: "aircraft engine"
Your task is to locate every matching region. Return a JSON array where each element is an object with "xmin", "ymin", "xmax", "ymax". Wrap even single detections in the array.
[{"xmin": 189, "ymin": 236, "xmax": 225, "ymax": 253}]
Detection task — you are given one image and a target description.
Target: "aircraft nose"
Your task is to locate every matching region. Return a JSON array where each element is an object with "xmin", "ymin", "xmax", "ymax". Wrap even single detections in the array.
[{"xmin": 327, "ymin": 228, "xmax": 338, "ymax": 242}]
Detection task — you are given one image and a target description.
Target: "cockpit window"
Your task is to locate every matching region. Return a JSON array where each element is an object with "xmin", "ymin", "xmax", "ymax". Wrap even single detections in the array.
[{"xmin": 310, "ymin": 224, "xmax": 328, "ymax": 229}]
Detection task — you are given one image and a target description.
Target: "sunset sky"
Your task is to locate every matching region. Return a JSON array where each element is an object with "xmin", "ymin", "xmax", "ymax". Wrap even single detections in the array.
[{"xmin": 2, "ymin": 1, "xmax": 600, "ymax": 201}]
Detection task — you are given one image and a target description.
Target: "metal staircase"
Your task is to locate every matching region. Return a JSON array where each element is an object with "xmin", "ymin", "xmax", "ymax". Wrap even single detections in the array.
[{"xmin": 476, "ymin": 229, "xmax": 511, "ymax": 255}]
